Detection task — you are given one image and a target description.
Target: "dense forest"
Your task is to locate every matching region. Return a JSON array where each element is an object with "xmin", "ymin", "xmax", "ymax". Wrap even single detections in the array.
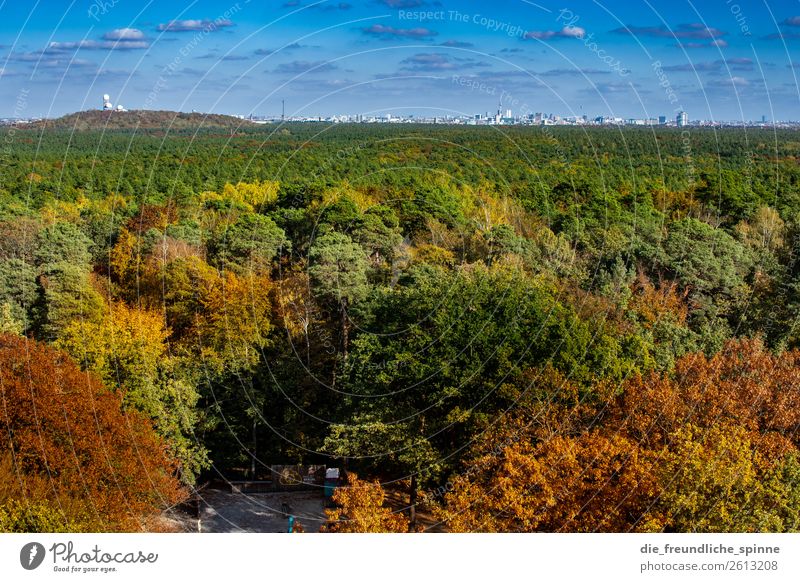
[{"xmin": 3, "ymin": 120, "xmax": 800, "ymax": 532}]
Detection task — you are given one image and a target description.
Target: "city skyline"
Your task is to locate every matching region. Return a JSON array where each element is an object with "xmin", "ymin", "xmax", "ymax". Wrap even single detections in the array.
[{"xmin": 1, "ymin": 1, "xmax": 799, "ymax": 121}]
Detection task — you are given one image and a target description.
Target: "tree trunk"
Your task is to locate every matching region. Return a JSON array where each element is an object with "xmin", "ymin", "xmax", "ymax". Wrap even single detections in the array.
[
  {"xmin": 304, "ymin": 323, "xmax": 311, "ymax": 366},
  {"xmin": 251, "ymin": 418, "xmax": 257, "ymax": 480},
  {"xmin": 340, "ymin": 303, "xmax": 350, "ymax": 363},
  {"xmin": 409, "ymin": 474, "xmax": 417, "ymax": 532}
]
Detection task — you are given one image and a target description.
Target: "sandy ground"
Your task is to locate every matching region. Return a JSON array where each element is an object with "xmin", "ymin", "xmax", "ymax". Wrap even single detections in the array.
[
  {"xmin": 158, "ymin": 483, "xmax": 446, "ymax": 533},
  {"xmin": 166, "ymin": 489, "xmax": 327, "ymax": 533}
]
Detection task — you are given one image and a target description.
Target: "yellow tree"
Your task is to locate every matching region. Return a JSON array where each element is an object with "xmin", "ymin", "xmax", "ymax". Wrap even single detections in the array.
[
  {"xmin": 193, "ymin": 269, "xmax": 273, "ymax": 372},
  {"xmin": 56, "ymin": 302, "xmax": 207, "ymax": 482},
  {"xmin": 660, "ymin": 424, "xmax": 780, "ymax": 532},
  {"xmin": 201, "ymin": 180, "xmax": 279, "ymax": 212},
  {"xmin": 325, "ymin": 474, "xmax": 408, "ymax": 533},
  {"xmin": 133, "ymin": 255, "xmax": 273, "ymax": 372}
]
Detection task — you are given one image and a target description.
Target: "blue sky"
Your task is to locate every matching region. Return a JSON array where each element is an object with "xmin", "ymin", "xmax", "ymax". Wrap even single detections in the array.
[{"xmin": 1, "ymin": 0, "xmax": 799, "ymax": 120}]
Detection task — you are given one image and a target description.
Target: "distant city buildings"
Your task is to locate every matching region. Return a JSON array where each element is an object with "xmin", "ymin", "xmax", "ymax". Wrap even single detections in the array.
[
  {"xmin": 238, "ymin": 109, "xmax": 786, "ymax": 128},
  {"xmin": 3, "ymin": 103, "xmax": 797, "ymax": 129},
  {"xmin": 204, "ymin": 109, "xmax": 799, "ymax": 128},
  {"xmin": 245, "ymin": 107, "xmax": 706, "ymax": 128}
]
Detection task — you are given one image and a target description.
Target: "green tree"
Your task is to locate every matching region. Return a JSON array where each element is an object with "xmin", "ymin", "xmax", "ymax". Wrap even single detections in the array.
[
  {"xmin": 210, "ymin": 213, "xmax": 287, "ymax": 273},
  {"xmin": 35, "ymin": 222, "xmax": 93, "ymax": 268},
  {"xmin": 308, "ymin": 231, "xmax": 370, "ymax": 364},
  {"xmin": 35, "ymin": 264, "xmax": 104, "ymax": 340},
  {"xmin": 0, "ymin": 259, "xmax": 37, "ymax": 329}
]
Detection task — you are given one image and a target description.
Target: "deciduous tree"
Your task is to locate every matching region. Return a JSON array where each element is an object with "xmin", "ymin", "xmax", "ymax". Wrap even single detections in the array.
[
  {"xmin": 325, "ymin": 473, "xmax": 407, "ymax": 533},
  {"xmin": 0, "ymin": 334, "xmax": 184, "ymax": 530}
]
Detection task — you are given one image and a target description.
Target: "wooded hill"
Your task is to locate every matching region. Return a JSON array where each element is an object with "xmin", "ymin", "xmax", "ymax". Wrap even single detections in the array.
[{"xmin": 22, "ymin": 109, "xmax": 254, "ymax": 131}]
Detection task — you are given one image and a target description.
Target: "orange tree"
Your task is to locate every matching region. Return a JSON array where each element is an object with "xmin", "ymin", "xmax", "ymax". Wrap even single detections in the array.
[{"xmin": 0, "ymin": 333, "xmax": 184, "ymax": 531}]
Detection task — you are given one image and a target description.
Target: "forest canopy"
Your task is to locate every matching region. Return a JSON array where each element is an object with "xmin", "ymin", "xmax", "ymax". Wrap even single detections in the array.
[{"xmin": 2, "ymin": 122, "xmax": 800, "ymax": 531}]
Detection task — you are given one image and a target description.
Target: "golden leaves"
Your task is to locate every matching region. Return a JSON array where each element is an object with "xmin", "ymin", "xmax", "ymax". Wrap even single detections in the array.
[{"xmin": 325, "ymin": 473, "xmax": 408, "ymax": 533}]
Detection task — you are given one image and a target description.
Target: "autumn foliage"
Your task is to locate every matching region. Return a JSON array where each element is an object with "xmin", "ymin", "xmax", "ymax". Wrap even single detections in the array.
[
  {"xmin": 434, "ymin": 339, "xmax": 800, "ymax": 533},
  {"xmin": 325, "ymin": 473, "xmax": 408, "ymax": 533},
  {"xmin": 0, "ymin": 334, "xmax": 184, "ymax": 531}
]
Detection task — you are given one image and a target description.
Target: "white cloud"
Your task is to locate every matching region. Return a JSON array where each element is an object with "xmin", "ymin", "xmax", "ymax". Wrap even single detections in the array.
[
  {"xmin": 524, "ymin": 26, "xmax": 585, "ymax": 40},
  {"xmin": 707, "ymin": 76, "xmax": 750, "ymax": 88},
  {"xmin": 157, "ymin": 19, "xmax": 234, "ymax": 32},
  {"xmin": 46, "ymin": 39, "xmax": 149, "ymax": 51},
  {"xmin": 103, "ymin": 28, "xmax": 146, "ymax": 41}
]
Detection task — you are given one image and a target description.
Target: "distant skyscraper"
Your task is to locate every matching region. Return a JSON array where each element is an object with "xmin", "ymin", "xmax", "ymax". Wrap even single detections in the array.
[
  {"xmin": 658, "ymin": 116, "xmax": 667, "ymax": 125},
  {"xmin": 677, "ymin": 111, "xmax": 688, "ymax": 127}
]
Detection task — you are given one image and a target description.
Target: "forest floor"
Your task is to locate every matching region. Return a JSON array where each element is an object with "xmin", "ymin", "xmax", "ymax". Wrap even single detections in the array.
[
  {"xmin": 165, "ymin": 489, "xmax": 327, "ymax": 533},
  {"xmin": 159, "ymin": 482, "xmax": 446, "ymax": 533}
]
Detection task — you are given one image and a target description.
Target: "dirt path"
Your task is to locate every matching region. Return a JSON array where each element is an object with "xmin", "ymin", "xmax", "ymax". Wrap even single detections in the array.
[{"xmin": 166, "ymin": 489, "xmax": 327, "ymax": 533}]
